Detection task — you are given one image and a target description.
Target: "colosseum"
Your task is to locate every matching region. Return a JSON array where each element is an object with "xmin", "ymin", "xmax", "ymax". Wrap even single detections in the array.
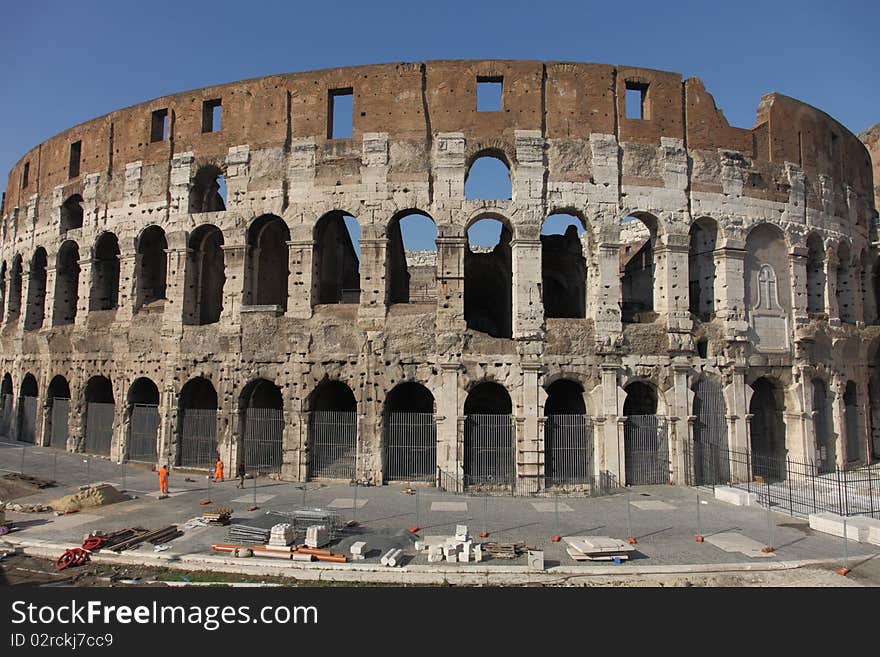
[{"xmin": 1, "ymin": 60, "xmax": 878, "ymax": 491}]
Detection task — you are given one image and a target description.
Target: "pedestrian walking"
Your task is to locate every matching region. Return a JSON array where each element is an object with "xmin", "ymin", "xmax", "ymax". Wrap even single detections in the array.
[
  {"xmin": 158, "ymin": 464, "xmax": 169, "ymax": 498},
  {"xmin": 236, "ymin": 462, "xmax": 246, "ymax": 489},
  {"xmin": 212, "ymin": 456, "xmax": 225, "ymax": 482}
]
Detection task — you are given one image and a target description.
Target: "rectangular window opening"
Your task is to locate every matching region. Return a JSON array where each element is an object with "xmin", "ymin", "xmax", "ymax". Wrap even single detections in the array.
[
  {"xmin": 68, "ymin": 141, "xmax": 81, "ymax": 178},
  {"xmin": 22, "ymin": 162, "xmax": 29, "ymax": 188},
  {"xmin": 625, "ymin": 82, "xmax": 649, "ymax": 120},
  {"xmin": 477, "ymin": 77, "xmax": 503, "ymax": 112},
  {"xmin": 202, "ymin": 99, "xmax": 222, "ymax": 133},
  {"xmin": 328, "ymin": 88, "xmax": 353, "ymax": 139},
  {"xmin": 150, "ymin": 108, "xmax": 169, "ymax": 142}
]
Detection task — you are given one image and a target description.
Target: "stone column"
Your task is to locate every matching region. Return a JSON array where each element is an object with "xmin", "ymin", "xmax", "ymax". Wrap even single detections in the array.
[
  {"xmin": 789, "ymin": 247, "xmax": 809, "ymax": 328},
  {"xmin": 595, "ymin": 236, "xmax": 623, "ymax": 338},
  {"xmin": 726, "ymin": 365, "xmax": 750, "ymax": 481},
  {"xmin": 220, "ymin": 243, "xmax": 246, "ymax": 327},
  {"xmin": 669, "ymin": 362, "xmax": 691, "ymax": 484},
  {"xmin": 436, "ymin": 363, "xmax": 461, "ymax": 481},
  {"xmin": 654, "ymin": 237, "xmax": 690, "ymax": 327},
  {"xmin": 511, "ymin": 238, "xmax": 543, "ymax": 340},
  {"xmin": 19, "ymin": 263, "xmax": 32, "ymax": 331},
  {"xmin": 715, "ymin": 246, "xmax": 747, "ymax": 323},
  {"xmin": 825, "ymin": 249, "xmax": 840, "ymax": 325},
  {"xmin": 783, "ymin": 376, "xmax": 808, "ymax": 463},
  {"xmin": 434, "ymin": 235, "xmax": 466, "ymax": 333},
  {"xmin": 163, "ymin": 236, "xmax": 189, "ymax": 332},
  {"xmin": 357, "ymin": 234, "xmax": 387, "ymax": 329},
  {"xmin": 830, "ymin": 375, "xmax": 846, "ymax": 469},
  {"xmin": 519, "ymin": 363, "xmax": 542, "ymax": 487},
  {"xmin": 74, "ymin": 257, "xmax": 93, "ymax": 328},
  {"xmin": 116, "ymin": 252, "xmax": 138, "ymax": 321},
  {"xmin": 44, "ymin": 265, "xmax": 57, "ymax": 328},
  {"xmin": 600, "ymin": 364, "xmax": 623, "ymax": 484},
  {"xmin": 285, "ymin": 240, "xmax": 313, "ymax": 319}
]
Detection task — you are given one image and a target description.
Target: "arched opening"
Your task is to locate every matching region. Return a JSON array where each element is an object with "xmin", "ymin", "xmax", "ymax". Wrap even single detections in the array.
[
  {"xmin": 245, "ymin": 215, "xmax": 290, "ymax": 310},
  {"xmin": 465, "ymin": 217, "xmax": 512, "ymax": 338},
  {"xmin": 463, "ymin": 382, "xmax": 514, "ymax": 488},
  {"xmin": 83, "ymin": 376, "xmax": 115, "ymax": 456},
  {"xmin": 89, "ymin": 232, "xmax": 120, "ymax": 311},
  {"xmin": 541, "ymin": 214, "xmax": 587, "ymax": 318},
  {"xmin": 0, "ymin": 374, "xmax": 13, "ymax": 438},
  {"xmin": 464, "ymin": 154, "xmax": 511, "ymax": 201},
  {"xmin": 688, "ymin": 218, "xmax": 718, "ymax": 321},
  {"xmin": 307, "ymin": 380, "xmax": 357, "ymax": 480},
  {"xmin": 620, "ymin": 214, "xmax": 658, "ymax": 324},
  {"xmin": 184, "ymin": 225, "xmax": 225, "ymax": 325},
  {"xmin": 24, "ymin": 248, "xmax": 47, "ymax": 331},
  {"xmin": 544, "ymin": 379, "xmax": 591, "ymax": 486},
  {"xmin": 844, "ymin": 381, "xmax": 861, "ymax": 464},
  {"xmin": 60, "ymin": 194, "xmax": 84, "ymax": 233},
  {"xmin": 836, "ymin": 242, "xmax": 855, "ymax": 324},
  {"xmin": 135, "ymin": 225, "xmax": 167, "ymax": 312},
  {"xmin": 46, "ymin": 375, "xmax": 71, "ymax": 450},
  {"xmin": 15, "ymin": 374, "xmax": 38, "ymax": 444},
  {"xmin": 383, "ymin": 382, "xmax": 436, "ymax": 481},
  {"xmin": 126, "ymin": 378, "xmax": 160, "ymax": 463},
  {"xmin": 239, "ymin": 379, "xmax": 284, "ymax": 475},
  {"xmin": 53, "ymin": 242, "xmax": 80, "ymax": 326},
  {"xmin": 188, "ymin": 165, "xmax": 226, "ymax": 214},
  {"xmin": 812, "ymin": 378, "xmax": 834, "ymax": 473},
  {"xmin": 748, "ymin": 377, "xmax": 786, "ymax": 479},
  {"xmin": 386, "ymin": 211, "xmax": 437, "ymax": 305},
  {"xmin": 622, "ymin": 381, "xmax": 668, "ymax": 485},
  {"xmin": 873, "ymin": 259, "xmax": 880, "ymax": 327},
  {"xmin": 691, "ymin": 376, "xmax": 728, "ymax": 484},
  {"xmin": 8, "ymin": 256, "xmax": 22, "ymax": 323},
  {"xmin": 177, "ymin": 377, "xmax": 218, "ymax": 469},
  {"xmin": 806, "ymin": 233, "xmax": 826, "ymax": 316},
  {"xmin": 312, "ymin": 211, "xmax": 361, "ymax": 305}
]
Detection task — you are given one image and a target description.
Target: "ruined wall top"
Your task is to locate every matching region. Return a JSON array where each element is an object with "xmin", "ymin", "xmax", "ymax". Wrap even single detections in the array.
[{"xmin": 2, "ymin": 59, "xmax": 873, "ymax": 218}]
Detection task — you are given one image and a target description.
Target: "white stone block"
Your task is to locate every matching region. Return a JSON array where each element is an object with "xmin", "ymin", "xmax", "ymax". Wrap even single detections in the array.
[
  {"xmin": 714, "ymin": 486, "xmax": 758, "ymax": 506},
  {"xmin": 808, "ymin": 512, "xmax": 874, "ymax": 542},
  {"xmin": 473, "ymin": 544, "xmax": 482, "ymax": 563},
  {"xmin": 455, "ymin": 524, "xmax": 468, "ymax": 540},
  {"xmin": 350, "ymin": 541, "xmax": 367, "ymax": 556}
]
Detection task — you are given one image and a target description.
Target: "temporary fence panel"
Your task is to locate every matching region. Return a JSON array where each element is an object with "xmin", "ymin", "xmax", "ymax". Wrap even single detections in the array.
[
  {"xmin": 242, "ymin": 407, "xmax": 284, "ymax": 475},
  {"xmin": 464, "ymin": 414, "xmax": 515, "ymax": 488},
  {"xmin": 692, "ymin": 378, "xmax": 729, "ymax": 485},
  {"xmin": 308, "ymin": 411, "xmax": 356, "ymax": 480},
  {"xmin": 0, "ymin": 394, "xmax": 13, "ymax": 438},
  {"xmin": 17, "ymin": 396, "xmax": 38, "ymax": 444},
  {"xmin": 624, "ymin": 415, "xmax": 669, "ymax": 485},
  {"xmin": 545, "ymin": 414, "xmax": 593, "ymax": 486},
  {"xmin": 50, "ymin": 398, "xmax": 70, "ymax": 449},
  {"xmin": 178, "ymin": 408, "xmax": 218, "ymax": 469},
  {"xmin": 384, "ymin": 412, "xmax": 436, "ymax": 482},
  {"xmin": 128, "ymin": 404, "xmax": 160, "ymax": 463},
  {"xmin": 84, "ymin": 402, "xmax": 115, "ymax": 456}
]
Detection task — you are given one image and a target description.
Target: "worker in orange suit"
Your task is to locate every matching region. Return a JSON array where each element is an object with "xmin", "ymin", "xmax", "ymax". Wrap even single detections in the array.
[
  {"xmin": 212, "ymin": 457, "xmax": 224, "ymax": 483},
  {"xmin": 158, "ymin": 464, "xmax": 169, "ymax": 498}
]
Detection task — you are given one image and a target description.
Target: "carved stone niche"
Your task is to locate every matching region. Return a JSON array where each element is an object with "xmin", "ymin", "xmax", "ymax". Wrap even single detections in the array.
[{"xmin": 750, "ymin": 263, "xmax": 789, "ymax": 353}]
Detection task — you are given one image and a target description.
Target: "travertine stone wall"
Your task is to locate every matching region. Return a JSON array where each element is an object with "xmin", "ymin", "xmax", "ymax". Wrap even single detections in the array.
[{"xmin": 1, "ymin": 60, "xmax": 878, "ymax": 487}]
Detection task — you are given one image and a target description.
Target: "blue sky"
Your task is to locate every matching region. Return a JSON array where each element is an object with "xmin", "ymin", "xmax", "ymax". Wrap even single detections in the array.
[{"xmin": 1, "ymin": 0, "xmax": 877, "ymax": 248}]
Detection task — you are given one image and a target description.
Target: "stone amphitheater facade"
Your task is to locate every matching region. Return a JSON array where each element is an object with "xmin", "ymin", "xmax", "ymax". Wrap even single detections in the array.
[{"xmin": 1, "ymin": 60, "xmax": 878, "ymax": 488}]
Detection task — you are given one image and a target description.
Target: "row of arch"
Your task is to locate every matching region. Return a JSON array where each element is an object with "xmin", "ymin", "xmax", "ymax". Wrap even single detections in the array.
[
  {"xmin": 1, "ymin": 367, "xmax": 866, "ymax": 483},
  {"xmin": 3, "ymin": 209, "xmax": 875, "ymax": 337}
]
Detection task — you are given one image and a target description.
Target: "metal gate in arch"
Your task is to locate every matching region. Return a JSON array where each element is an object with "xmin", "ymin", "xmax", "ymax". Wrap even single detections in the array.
[
  {"xmin": 384, "ymin": 412, "xmax": 436, "ymax": 482},
  {"xmin": 50, "ymin": 399, "xmax": 70, "ymax": 449},
  {"xmin": 178, "ymin": 408, "xmax": 218, "ymax": 469},
  {"xmin": 128, "ymin": 404, "xmax": 159, "ymax": 463},
  {"xmin": 308, "ymin": 411, "xmax": 357, "ymax": 480},
  {"xmin": 624, "ymin": 414, "xmax": 669, "ymax": 485},
  {"xmin": 17, "ymin": 396, "xmax": 38, "ymax": 444},
  {"xmin": 464, "ymin": 414, "xmax": 515, "ymax": 489},
  {"xmin": 242, "ymin": 408, "xmax": 284, "ymax": 475},
  {"xmin": 545, "ymin": 414, "xmax": 593, "ymax": 486},
  {"xmin": 692, "ymin": 378, "xmax": 729, "ymax": 485},
  {"xmin": 84, "ymin": 402, "xmax": 115, "ymax": 456}
]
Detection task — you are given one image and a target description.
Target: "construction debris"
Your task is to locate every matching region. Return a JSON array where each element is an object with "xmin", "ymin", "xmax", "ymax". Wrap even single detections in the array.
[
  {"xmin": 203, "ymin": 508, "xmax": 232, "ymax": 525},
  {"xmin": 50, "ymin": 484, "xmax": 129, "ymax": 513},
  {"xmin": 349, "ymin": 541, "xmax": 368, "ymax": 560},
  {"xmin": 96, "ymin": 526, "xmax": 182, "ymax": 552},
  {"xmin": 211, "ymin": 543, "xmax": 347, "ymax": 563},
  {"xmin": 267, "ymin": 508, "xmax": 343, "ymax": 538},
  {"xmin": 3, "ymin": 473, "xmax": 56, "ymax": 489},
  {"xmin": 415, "ymin": 534, "xmax": 484, "ymax": 563},
  {"xmin": 227, "ymin": 524, "xmax": 270, "ymax": 545},
  {"xmin": 483, "ymin": 542, "xmax": 527, "ymax": 559},
  {"xmin": 563, "ymin": 536, "xmax": 635, "ymax": 562},
  {"xmin": 380, "ymin": 548, "xmax": 404, "ymax": 567}
]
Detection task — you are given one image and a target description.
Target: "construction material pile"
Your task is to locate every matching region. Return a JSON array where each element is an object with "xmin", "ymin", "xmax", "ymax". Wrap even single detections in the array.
[
  {"xmin": 483, "ymin": 542, "xmax": 528, "ymax": 559},
  {"xmin": 211, "ymin": 543, "xmax": 347, "ymax": 563},
  {"xmin": 563, "ymin": 536, "xmax": 635, "ymax": 562},
  {"xmin": 413, "ymin": 525, "xmax": 483, "ymax": 564},
  {"xmin": 305, "ymin": 524, "xmax": 330, "ymax": 548},
  {"xmin": 50, "ymin": 484, "xmax": 129, "ymax": 513},
  {"xmin": 227, "ymin": 524, "xmax": 269, "ymax": 545},
  {"xmin": 266, "ymin": 508, "xmax": 343, "ymax": 539},
  {"xmin": 269, "ymin": 523, "xmax": 295, "ymax": 547},
  {"xmin": 203, "ymin": 507, "xmax": 232, "ymax": 525},
  {"xmin": 349, "ymin": 541, "xmax": 368, "ymax": 561}
]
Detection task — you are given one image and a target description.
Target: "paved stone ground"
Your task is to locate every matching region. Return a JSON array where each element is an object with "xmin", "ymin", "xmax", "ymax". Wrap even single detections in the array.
[{"xmin": 1, "ymin": 441, "xmax": 878, "ymax": 585}]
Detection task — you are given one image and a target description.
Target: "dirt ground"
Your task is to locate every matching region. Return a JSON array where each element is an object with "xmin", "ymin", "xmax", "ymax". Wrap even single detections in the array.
[
  {"xmin": 0, "ymin": 473, "xmax": 56, "ymax": 501},
  {"xmin": 0, "ymin": 551, "xmax": 870, "ymax": 587}
]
